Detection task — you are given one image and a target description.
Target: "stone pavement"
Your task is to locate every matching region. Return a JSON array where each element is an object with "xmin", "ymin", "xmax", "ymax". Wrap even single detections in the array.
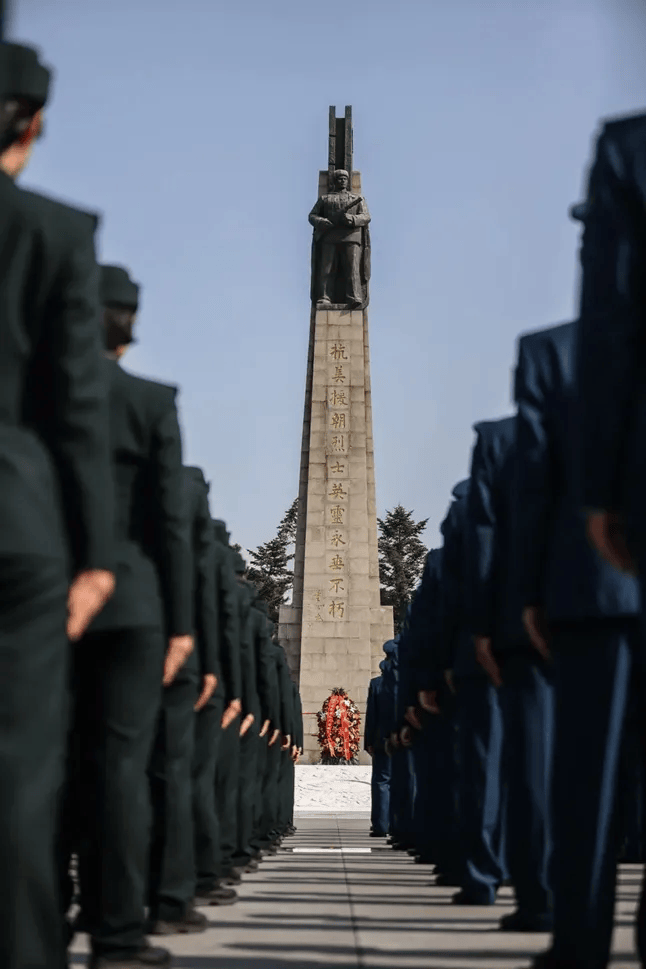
[{"xmin": 69, "ymin": 814, "xmax": 643, "ymax": 968}]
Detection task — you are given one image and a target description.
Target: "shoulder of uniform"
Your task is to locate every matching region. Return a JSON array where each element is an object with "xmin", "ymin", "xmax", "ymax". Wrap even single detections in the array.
[
  {"xmin": 120, "ymin": 369, "xmax": 178, "ymax": 407},
  {"xmin": 19, "ymin": 188, "xmax": 100, "ymax": 234},
  {"xmin": 600, "ymin": 110, "xmax": 646, "ymax": 141}
]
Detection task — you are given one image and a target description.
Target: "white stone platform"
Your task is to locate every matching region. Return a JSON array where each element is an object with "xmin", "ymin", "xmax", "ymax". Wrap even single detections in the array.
[{"xmin": 294, "ymin": 764, "xmax": 371, "ymax": 813}]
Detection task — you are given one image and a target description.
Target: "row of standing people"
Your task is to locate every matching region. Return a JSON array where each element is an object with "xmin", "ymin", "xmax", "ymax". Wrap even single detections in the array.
[
  {"xmin": 0, "ymin": 40, "xmax": 303, "ymax": 969},
  {"xmin": 366, "ymin": 109, "xmax": 646, "ymax": 969}
]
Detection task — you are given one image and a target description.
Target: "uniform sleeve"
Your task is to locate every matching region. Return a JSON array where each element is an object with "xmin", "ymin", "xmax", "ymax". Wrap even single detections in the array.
[
  {"xmin": 436, "ymin": 510, "xmax": 461, "ymax": 673},
  {"xmin": 194, "ymin": 491, "xmax": 220, "ymax": 677},
  {"xmin": 256, "ymin": 623, "xmax": 279, "ymax": 724},
  {"xmin": 216, "ymin": 548, "xmax": 242, "ymax": 701},
  {"xmin": 151, "ymin": 396, "xmax": 192, "ymax": 635},
  {"xmin": 293, "ymin": 687, "xmax": 304, "ymax": 748},
  {"xmin": 364, "ymin": 682, "xmax": 376, "ymax": 750},
  {"xmin": 277, "ymin": 652, "xmax": 294, "ymax": 736},
  {"xmin": 512, "ymin": 337, "xmax": 554, "ymax": 606},
  {"xmin": 350, "ymin": 198, "xmax": 371, "ymax": 228},
  {"xmin": 466, "ymin": 434, "xmax": 497, "ymax": 637},
  {"xmin": 575, "ymin": 125, "xmax": 643, "ymax": 511},
  {"xmin": 36, "ymin": 214, "xmax": 114, "ymax": 573}
]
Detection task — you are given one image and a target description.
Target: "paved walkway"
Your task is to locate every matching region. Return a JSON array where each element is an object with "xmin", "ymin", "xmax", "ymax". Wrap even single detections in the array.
[{"xmin": 70, "ymin": 814, "xmax": 642, "ymax": 968}]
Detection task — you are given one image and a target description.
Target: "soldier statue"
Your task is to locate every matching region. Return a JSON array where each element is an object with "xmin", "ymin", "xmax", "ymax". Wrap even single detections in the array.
[{"xmin": 309, "ymin": 169, "xmax": 371, "ymax": 308}]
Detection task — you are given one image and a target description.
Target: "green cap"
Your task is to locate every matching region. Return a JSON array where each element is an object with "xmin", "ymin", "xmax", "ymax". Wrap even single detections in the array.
[
  {"xmin": 1, "ymin": 42, "xmax": 51, "ymax": 104},
  {"xmin": 100, "ymin": 264, "xmax": 139, "ymax": 309}
]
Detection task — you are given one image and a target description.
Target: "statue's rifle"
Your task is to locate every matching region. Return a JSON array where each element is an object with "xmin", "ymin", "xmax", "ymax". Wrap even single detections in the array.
[{"xmin": 314, "ymin": 195, "xmax": 363, "ymax": 240}]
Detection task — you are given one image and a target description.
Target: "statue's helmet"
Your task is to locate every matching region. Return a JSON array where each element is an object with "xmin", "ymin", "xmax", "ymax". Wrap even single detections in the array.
[{"xmin": 333, "ymin": 169, "xmax": 349, "ymax": 180}]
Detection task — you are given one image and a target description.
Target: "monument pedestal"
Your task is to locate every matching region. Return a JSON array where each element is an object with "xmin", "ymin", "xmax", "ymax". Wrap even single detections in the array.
[{"xmin": 279, "ymin": 305, "xmax": 393, "ymax": 763}]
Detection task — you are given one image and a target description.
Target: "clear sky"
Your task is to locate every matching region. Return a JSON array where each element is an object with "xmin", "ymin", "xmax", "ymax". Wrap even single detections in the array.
[{"xmin": 13, "ymin": 0, "xmax": 646, "ymax": 554}]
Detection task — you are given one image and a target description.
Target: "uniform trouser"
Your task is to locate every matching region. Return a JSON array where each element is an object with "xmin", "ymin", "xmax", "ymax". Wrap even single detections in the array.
[
  {"xmin": 66, "ymin": 625, "xmax": 164, "ymax": 960},
  {"xmin": 455, "ymin": 675, "xmax": 506, "ymax": 902},
  {"xmin": 616, "ymin": 687, "xmax": 645, "ymax": 862},
  {"xmin": 233, "ymin": 727, "xmax": 260, "ymax": 866},
  {"xmin": 255, "ymin": 739, "xmax": 282, "ymax": 849},
  {"xmin": 193, "ymin": 692, "xmax": 225, "ymax": 894},
  {"xmin": 370, "ymin": 747, "xmax": 391, "ymax": 835},
  {"xmin": 389, "ymin": 746, "xmax": 415, "ymax": 844},
  {"xmin": 497, "ymin": 651, "xmax": 554, "ymax": 916},
  {"xmin": 319, "ymin": 242, "xmax": 362, "ymax": 303},
  {"xmin": 427, "ymin": 708, "xmax": 461, "ymax": 875},
  {"xmin": 278, "ymin": 751, "xmax": 294, "ymax": 831},
  {"xmin": 549, "ymin": 620, "xmax": 645, "ymax": 969},
  {"xmin": 0, "ymin": 556, "xmax": 69, "ymax": 969},
  {"xmin": 216, "ymin": 714, "xmax": 241, "ymax": 876},
  {"xmin": 252, "ymin": 737, "xmax": 268, "ymax": 844},
  {"xmin": 148, "ymin": 664, "xmax": 199, "ymax": 921},
  {"xmin": 411, "ymin": 728, "xmax": 434, "ymax": 855}
]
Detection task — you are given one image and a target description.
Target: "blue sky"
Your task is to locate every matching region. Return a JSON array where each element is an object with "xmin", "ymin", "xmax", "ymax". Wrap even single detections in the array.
[{"xmin": 14, "ymin": 0, "xmax": 646, "ymax": 553}]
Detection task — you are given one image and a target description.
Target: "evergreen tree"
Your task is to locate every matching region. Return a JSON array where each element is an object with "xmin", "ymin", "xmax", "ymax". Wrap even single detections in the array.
[
  {"xmin": 245, "ymin": 498, "xmax": 299, "ymax": 624},
  {"xmin": 378, "ymin": 505, "xmax": 429, "ymax": 633}
]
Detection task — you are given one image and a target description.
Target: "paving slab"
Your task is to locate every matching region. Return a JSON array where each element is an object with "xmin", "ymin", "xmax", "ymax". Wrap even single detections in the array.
[{"xmin": 68, "ymin": 817, "xmax": 643, "ymax": 968}]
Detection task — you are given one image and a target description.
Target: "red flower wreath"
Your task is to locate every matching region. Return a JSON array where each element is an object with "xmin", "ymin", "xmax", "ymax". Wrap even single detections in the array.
[{"xmin": 316, "ymin": 687, "xmax": 361, "ymax": 764}]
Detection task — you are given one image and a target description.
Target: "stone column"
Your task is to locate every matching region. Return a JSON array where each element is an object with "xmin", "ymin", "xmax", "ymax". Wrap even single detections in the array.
[{"xmin": 279, "ymin": 287, "xmax": 393, "ymax": 762}]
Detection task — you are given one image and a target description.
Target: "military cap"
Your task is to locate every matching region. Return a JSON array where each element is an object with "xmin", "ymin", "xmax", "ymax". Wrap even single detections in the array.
[
  {"xmin": 451, "ymin": 478, "xmax": 470, "ymax": 500},
  {"xmin": 569, "ymin": 201, "xmax": 589, "ymax": 222},
  {"xmin": 212, "ymin": 520, "xmax": 230, "ymax": 546},
  {"xmin": 0, "ymin": 42, "xmax": 51, "ymax": 105},
  {"xmin": 231, "ymin": 552, "xmax": 246, "ymax": 574},
  {"xmin": 100, "ymin": 264, "xmax": 140, "ymax": 309}
]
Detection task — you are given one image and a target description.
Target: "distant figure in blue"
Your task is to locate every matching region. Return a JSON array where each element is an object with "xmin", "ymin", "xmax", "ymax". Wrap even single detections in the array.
[
  {"xmin": 513, "ymin": 306, "xmax": 640, "ymax": 968},
  {"xmin": 468, "ymin": 415, "xmax": 554, "ymax": 932},
  {"xmin": 380, "ymin": 639, "xmax": 414, "ymax": 848},
  {"xmin": 441, "ymin": 469, "xmax": 507, "ymax": 906},
  {"xmin": 364, "ymin": 666, "xmax": 391, "ymax": 838}
]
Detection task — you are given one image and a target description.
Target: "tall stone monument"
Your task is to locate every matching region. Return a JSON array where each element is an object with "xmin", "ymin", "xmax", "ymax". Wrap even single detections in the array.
[{"xmin": 278, "ymin": 106, "xmax": 394, "ymax": 763}]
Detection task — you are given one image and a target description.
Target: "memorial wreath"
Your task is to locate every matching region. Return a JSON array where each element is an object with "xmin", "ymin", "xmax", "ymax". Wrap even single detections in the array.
[{"xmin": 316, "ymin": 687, "xmax": 361, "ymax": 764}]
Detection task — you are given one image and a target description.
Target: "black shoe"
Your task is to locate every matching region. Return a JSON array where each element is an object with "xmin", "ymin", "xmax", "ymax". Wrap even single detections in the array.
[
  {"xmin": 194, "ymin": 885, "xmax": 238, "ymax": 906},
  {"xmin": 414, "ymin": 854, "xmax": 434, "ymax": 864},
  {"xmin": 147, "ymin": 905, "xmax": 208, "ymax": 935},
  {"xmin": 451, "ymin": 889, "xmax": 495, "ymax": 905},
  {"xmin": 89, "ymin": 946, "xmax": 171, "ymax": 968},
  {"xmin": 245, "ymin": 859, "xmax": 259, "ymax": 872},
  {"xmin": 499, "ymin": 910, "xmax": 554, "ymax": 932},
  {"xmin": 222, "ymin": 868, "xmax": 242, "ymax": 884},
  {"xmin": 369, "ymin": 831, "xmax": 386, "ymax": 838},
  {"xmin": 435, "ymin": 873, "xmax": 462, "ymax": 887}
]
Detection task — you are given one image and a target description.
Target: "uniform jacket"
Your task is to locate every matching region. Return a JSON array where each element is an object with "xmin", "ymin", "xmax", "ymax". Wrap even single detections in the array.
[
  {"xmin": 237, "ymin": 581, "xmax": 260, "ymax": 725},
  {"xmin": 364, "ymin": 676, "xmax": 386, "ymax": 751},
  {"xmin": 183, "ymin": 467, "xmax": 219, "ymax": 679},
  {"xmin": 514, "ymin": 321, "xmax": 639, "ymax": 620},
  {"xmin": 439, "ymin": 480, "xmax": 482, "ymax": 678},
  {"xmin": 248, "ymin": 604, "xmax": 279, "ymax": 726},
  {"xmin": 402, "ymin": 548, "xmax": 444, "ymax": 697},
  {"xmin": 274, "ymin": 644, "xmax": 294, "ymax": 738},
  {"xmin": 91, "ymin": 359, "xmax": 192, "ymax": 635},
  {"xmin": 0, "ymin": 177, "xmax": 113, "ymax": 572},
  {"xmin": 212, "ymin": 530, "xmax": 242, "ymax": 703},
  {"xmin": 467, "ymin": 417, "xmax": 530, "ymax": 649},
  {"xmin": 291, "ymin": 683, "xmax": 304, "ymax": 749},
  {"xmin": 379, "ymin": 641, "xmax": 399, "ymax": 739},
  {"xmin": 574, "ymin": 112, "xmax": 646, "ymax": 526}
]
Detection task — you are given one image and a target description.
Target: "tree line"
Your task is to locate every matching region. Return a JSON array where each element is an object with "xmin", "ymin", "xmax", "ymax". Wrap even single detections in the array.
[{"xmin": 242, "ymin": 498, "xmax": 428, "ymax": 635}]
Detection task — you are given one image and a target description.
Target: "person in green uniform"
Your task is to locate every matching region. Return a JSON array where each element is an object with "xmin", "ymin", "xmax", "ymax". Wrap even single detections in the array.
[
  {"xmin": 224, "ymin": 562, "xmax": 261, "ymax": 883},
  {"xmin": 0, "ymin": 42, "xmax": 115, "ymax": 969},
  {"xmin": 64, "ymin": 264, "xmax": 194, "ymax": 969},
  {"xmin": 147, "ymin": 465, "xmax": 221, "ymax": 933},
  {"xmin": 193, "ymin": 515, "xmax": 241, "ymax": 907},
  {"xmin": 207, "ymin": 523, "xmax": 245, "ymax": 889}
]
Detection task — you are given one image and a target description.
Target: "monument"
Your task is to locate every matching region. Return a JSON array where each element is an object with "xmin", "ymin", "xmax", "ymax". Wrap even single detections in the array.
[{"xmin": 278, "ymin": 106, "xmax": 394, "ymax": 763}]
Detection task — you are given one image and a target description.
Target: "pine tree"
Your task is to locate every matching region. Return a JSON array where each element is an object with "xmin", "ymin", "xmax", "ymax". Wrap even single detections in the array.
[
  {"xmin": 378, "ymin": 505, "xmax": 429, "ymax": 634},
  {"xmin": 245, "ymin": 498, "xmax": 299, "ymax": 624}
]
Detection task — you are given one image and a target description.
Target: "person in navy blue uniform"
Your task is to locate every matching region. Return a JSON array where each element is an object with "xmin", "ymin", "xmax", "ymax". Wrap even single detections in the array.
[
  {"xmin": 514, "ymin": 313, "xmax": 640, "ymax": 969},
  {"xmin": 365, "ymin": 670, "xmax": 391, "ymax": 837},
  {"xmin": 398, "ymin": 549, "xmax": 444, "ymax": 863},
  {"xmin": 441, "ymin": 466, "xmax": 507, "ymax": 906},
  {"xmin": 468, "ymin": 415, "xmax": 554, "ymax": 931}
]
